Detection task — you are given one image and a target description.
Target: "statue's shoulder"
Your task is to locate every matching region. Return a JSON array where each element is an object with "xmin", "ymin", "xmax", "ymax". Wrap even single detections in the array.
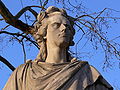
[
  {"xmin": 74, "ymin": 60, "xmax": 98, "ymax": 74},
  {"xmin": 13, "ymin": 60, "xmax": 33, "ymax": 76},
  {"xmin": 3, "ymin": 60, "xmax": 36, "ymax": 89},
  {"xmin": 75, "ymin": 60, "xmax": 113, "ymax": 89},
  {"xmin": 90, "ymin": 65, "xmax": 113, "ymax": 88},
  {"xmin": 17, "ymin": 59, "xmax": 33, "ymax": 69}
]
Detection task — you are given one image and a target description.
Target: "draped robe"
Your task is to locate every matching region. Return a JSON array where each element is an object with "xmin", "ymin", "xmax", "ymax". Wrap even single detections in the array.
[{"xmin": 3, "ymin": 60, "xmax": 113, "ymax": 90}]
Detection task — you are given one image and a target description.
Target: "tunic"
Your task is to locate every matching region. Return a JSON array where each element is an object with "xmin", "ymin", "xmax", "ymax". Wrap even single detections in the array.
[{"xmin": 3, "ymin": 60, "xmax": 113, "ymax": 90}]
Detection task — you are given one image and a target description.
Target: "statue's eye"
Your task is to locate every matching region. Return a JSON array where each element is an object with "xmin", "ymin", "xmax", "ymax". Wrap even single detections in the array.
[{"xmin": 52, "ymin": 23, "xmax": 61, "ymax": 29}]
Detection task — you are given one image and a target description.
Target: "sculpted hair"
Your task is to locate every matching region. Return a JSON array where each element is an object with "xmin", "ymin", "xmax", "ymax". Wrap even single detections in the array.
[{"xmin": 33, "ymin": 6, "xmax": 75, "ymax": 62}]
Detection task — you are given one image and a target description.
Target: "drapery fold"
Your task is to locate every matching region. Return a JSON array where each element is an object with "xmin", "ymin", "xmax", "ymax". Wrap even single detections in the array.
[{"xmin": 3, "ymin": 60, "xmax": 113, "ymax": 90}]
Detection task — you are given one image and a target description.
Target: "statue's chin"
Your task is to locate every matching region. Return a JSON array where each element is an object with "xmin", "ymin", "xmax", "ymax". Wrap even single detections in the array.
[
  {"xmin": 57, "ymin": 41, "xmax": 70, "ymax": 48},
  {"xmin": 54, "ymin": 36, "xmax": 71, "ymax": 48}
]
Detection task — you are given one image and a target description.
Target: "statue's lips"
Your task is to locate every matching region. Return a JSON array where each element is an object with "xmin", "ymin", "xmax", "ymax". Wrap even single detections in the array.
[{"xmin": 59, "ymin": 34, "xmax": 70, "ymax": 37}]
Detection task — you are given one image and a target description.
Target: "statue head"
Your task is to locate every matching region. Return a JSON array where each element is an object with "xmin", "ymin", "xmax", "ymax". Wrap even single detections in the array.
[{"xmin": 33, "ymin": 6, "xmax": 75, "ymax": 62}]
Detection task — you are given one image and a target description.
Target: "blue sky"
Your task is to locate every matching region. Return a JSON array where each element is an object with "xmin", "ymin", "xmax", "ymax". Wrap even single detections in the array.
[{"xmin": 0, "ymin": 0, "xmax": 120, "ymax": 89}]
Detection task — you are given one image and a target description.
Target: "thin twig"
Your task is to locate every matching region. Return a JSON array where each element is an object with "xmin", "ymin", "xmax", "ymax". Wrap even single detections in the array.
[
  {"xmin": 110, "ymin": 36, "xmax": 120, "ymax": 41},
  {"xmin": 74, "ymin": 14, "xmax": 95, "ymax": 21},
  {"xmin": 74, "ymin": 23, "xmax": 85, "ymax": 34},
  {"xmin": 95, "ymin": 8, "xmax": 107, "ymax": 19},
  {"xmin": 1, "ymin": 25, "xmax": 10, "ymax": 30},
  {"xmin": 75, "ymin": 33, "xmax": 85, "ymax": 58},
  {"xmin": 0, "ymin": 18, "xmax": 4, "ymax": 21},
  {"xmin": 78, "ymin": 19, "xmax": 120, "ymax": 58},
  {"xmin": 21, "ymin": 41, "xmax": 26, "ymax": 63},
  {"xmin": 0, "ymin": 31, "xmax": 39, "ymax": 49}
]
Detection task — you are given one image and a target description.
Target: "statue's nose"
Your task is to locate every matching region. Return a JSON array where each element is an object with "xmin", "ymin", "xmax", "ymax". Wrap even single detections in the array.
[{"xmin": 60, "ymin": 24, "xmax": 67, "ymax": 32}]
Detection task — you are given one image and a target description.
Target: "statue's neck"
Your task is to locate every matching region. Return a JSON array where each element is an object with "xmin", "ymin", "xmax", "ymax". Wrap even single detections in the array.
[{"xmin": 45, "ymin": 44, "xmax": 67, "ymax": 63}]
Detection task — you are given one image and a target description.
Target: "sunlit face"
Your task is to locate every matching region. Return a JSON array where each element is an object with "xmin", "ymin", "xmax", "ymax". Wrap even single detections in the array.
[{"xmin": 46, "ymin": 13, "xmax": 73, "ymax": 48}]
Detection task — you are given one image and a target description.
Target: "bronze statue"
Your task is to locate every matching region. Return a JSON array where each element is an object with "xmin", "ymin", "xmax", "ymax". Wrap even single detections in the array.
[{"xmin": 4, "ymin": 6, "xmax": 113, "ymax": 90}]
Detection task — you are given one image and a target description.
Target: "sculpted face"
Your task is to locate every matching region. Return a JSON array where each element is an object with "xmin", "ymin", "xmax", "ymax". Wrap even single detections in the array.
[{"xmin": 46, "ymin": 13, "xmax": 73, "ymax": 48}]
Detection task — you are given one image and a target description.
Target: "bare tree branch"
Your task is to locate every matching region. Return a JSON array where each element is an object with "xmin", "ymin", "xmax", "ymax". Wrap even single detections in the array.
[
  {"xmin": 0, "ymin": 18, "xmax": 4, "ymax": 21},
  {"xmin": 0, "ymin": 0, "xmax": 34, "ymax": 34},
  {"xmin": 95, "ymin": 8, "xmax": 107, "ymax": 19},
  {"xmin": 15, "ymin": 6, "xmax": 43, "ymax": 19},
  {"xmin": 74, "ymin": 14, "xmax": 95, "ymax": 21},
  {"xmin": 0, "ymin": 31, "xmax": 39, "ymax": 49},
  {"xmin": 1, "ymin": 25, "xmax": 10, "ymax": 31},
  {"xmin": 0, "ymin": 56, "xmax": 15, "ymax": 71},
  {"xmin": 43, "ymin": 0, "xmax": 49, "ymax": 8},
  {"xmin": 21, "ymin": 41, "xmax": 27, "ymax": 63}
]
